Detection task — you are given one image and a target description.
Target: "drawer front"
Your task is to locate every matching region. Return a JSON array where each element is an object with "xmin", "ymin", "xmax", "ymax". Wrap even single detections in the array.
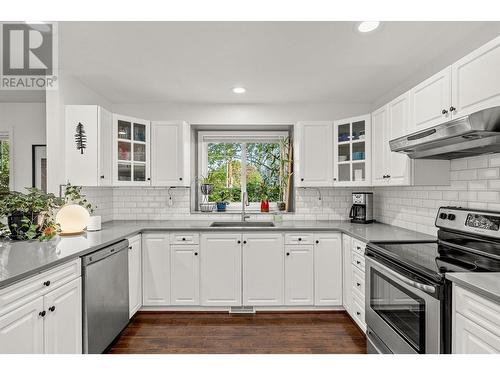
[
  {"xmin": 284, "ymin": 233, "xmax": 313, "ymax": 245},
  {"xmin": 352, "ymin": 265, "xmax": 365, "ymax": 300},
  {"xmin": 128, "ymin": 234, "xmax": 141, "ymax": 245},
  {"xmin": 351, "ymin": 252, "xmax": 365, "ymax": 272},
  {"xmin": 352, "ymin": 238, "xmax": 366, "ymax": 255},
  {"xmin": 0, "ymin": 259, "xmax": 81, "ymax": 317},
  {"xmin": 171, "ymin": 233, "xmax": 200, "ymax": 245},
  {"xmin": 454, "ymin": 285, "xmax": 500, "ymax": 337},
  {"xmin": 352, "ymin": 293, "xmax": 366, "ymax": 325}
]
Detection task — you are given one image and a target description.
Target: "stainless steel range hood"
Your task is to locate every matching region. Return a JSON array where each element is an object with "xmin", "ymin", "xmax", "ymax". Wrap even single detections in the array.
[{"xmin": 390, "ymin": 106, "xmax": 500, "ymax": 159}]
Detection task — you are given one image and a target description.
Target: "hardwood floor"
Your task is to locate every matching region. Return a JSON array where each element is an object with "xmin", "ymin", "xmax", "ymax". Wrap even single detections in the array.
[{"xmin": 107, "ymin": 311, "xmax": 367, "ymax": 354}]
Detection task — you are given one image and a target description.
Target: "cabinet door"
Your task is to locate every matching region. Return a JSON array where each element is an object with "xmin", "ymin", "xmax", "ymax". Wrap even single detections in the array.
[
  {"xmin": 452, "ymin": 35, "xmax": 500, "ymax": 118},
  {"xmin": 371, "ymin": 105, "xmax": 389, "ymax": 186},
  {"xmin": 142, "ymin": 233, "xmax": 170, "ymax": 305},
  {"xmin": 454, "ymin": 313, "xmax": 500, "ymax": 353},
  {"xmin": 200, "ymin": 233, "xmax": 242, "ymax": 307},
  {"xmin": 44, "ymin": 278, "xmax": 82, "ymax": 354},
  {"xmin": 387, "ymin": 92, "xmax": 411, "ymax": 186},
  {"xmin": 170, "ymin": 245, "xmax": 200, "ymax": 305},
  {"xmin": 113, "ymin": 114, "xmax": 151, "ymax": 186},
  {"xmin": 285, "ymin": 245, "xmax": 313, "ymax": 306},
  {"xmin": 151, "ymin": 122, "xmax": 189, "ymax": 186},
  {"xmin": 243, "ymin": 233, "xmax": 284, "ymax": 306},
  {"xmin": 410, "ymin": 67, "xmax": 452, "ymax": 131},
  {"xmin": 65, "ymin": 105, "xmax": 99, "ymax": 186},
  {"xmin": 0, "ymin": 297, "xmax": 44, "ymax": 354},
  {"xmin": 342, "ymin": 235, "xmax": 352, "ymax": 313},
  {"xmin": 296, "ymin": 122, "xmax": 333, "ymax": 187},
  {"xmin": 314, "ymin": 233, "xmax": 342, "ymax": 306},
  {"xmin": 128, "ymin": 235, "xmax": 142, "ymax": 317},
  {"xmin": 98, "ymin": 107, "xmax": 113, "ymax": 186}
]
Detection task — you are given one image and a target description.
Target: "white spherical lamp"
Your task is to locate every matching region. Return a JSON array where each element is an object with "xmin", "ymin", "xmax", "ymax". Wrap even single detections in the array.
[{"xmin": 56, "ymin": 204, "xmax": 90, "ymax": 235}]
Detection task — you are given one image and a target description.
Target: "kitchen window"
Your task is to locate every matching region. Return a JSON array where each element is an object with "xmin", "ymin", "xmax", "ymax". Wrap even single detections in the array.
[{"xmin": 198, "ymin": 131, "xmax": 293, "ymax": 211}]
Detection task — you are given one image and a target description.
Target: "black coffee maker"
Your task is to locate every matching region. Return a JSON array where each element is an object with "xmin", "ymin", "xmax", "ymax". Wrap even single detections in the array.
[{"xmin": 349, "ymin": 192, "xmax": 374, "ymax": 224}]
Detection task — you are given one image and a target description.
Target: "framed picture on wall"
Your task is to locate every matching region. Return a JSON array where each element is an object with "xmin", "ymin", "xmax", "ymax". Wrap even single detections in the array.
[{"xmin": 32, "ymin": 145, "xmax": 47, "ymax": 193}]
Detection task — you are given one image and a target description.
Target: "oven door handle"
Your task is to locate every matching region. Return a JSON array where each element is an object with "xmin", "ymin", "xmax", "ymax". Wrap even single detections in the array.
[{"xmin": 368, "ymin": 256, "xmax": 436, "ymax": 294}]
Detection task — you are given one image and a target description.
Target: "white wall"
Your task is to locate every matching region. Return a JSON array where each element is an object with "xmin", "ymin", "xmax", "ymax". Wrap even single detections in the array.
[
  {"xmin": 111, "ymin": 102, "xmax": 371, "ymax": 124},
  {"xmin": 0, "ymin": 103, "xmax": 46, "ymax": 192},
  {"xmin": 46, "ymin": 73, "xmax": 113, "ymax": 194}
]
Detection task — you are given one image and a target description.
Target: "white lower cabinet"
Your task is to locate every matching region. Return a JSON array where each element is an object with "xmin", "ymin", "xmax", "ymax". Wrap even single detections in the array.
[
  {"xmin": 43, "ymin": 278, "xmax": 82, "ymax": 354},
  {"xmin": 342, "ymin": 234, "xmax": 353, "ymax": 313},
  {"xmin": 0, "ymin": 297, "xmax": 44, "ymax": 354},
  {"xmin": 243, "ymin": 233, "xmax": 284, "ymax": 306},
  {"xmin": 0, "ymin": 259, "xmax": 82, "ymax": 354},
  {"xmin": 200, "ymin": 233, "xmax": 242, "ymax": 307},
  {"xmin": 285, "ymin": 245, "xmax": 314, "ymax": 306},
  {"xmin": 314, "ymin": 233, "xmax": 343, "ymax": 306},
  {"xmin": 170, "ymin": 245, "xmax": 200, "ymax": 305},
  {"xmin": 142, "ymin": 233, "xmax": 170, "ymax": 306},
  {"xmin": 453, "ymin": 284, "xmax": 500, "ymax": 353},
  {"xmin": 128, "ymin": 234, "xmax": 142, "ymax": 317}
]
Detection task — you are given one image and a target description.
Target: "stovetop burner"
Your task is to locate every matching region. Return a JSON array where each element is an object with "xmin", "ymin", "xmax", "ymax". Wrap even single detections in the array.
[{"xmin": 366, "ymin": 207, "xmax": 500, "ymax": 283}]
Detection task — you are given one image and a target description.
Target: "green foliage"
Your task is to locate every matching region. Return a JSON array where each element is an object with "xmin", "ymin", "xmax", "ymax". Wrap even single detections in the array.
[
  {"xmin": 63, "ymin": 183, "xmax": 95, "ymax": 214},
  {"xmin": 0, "ymin": 183, "xmax": 95, "ymax": 241},
  {"xmin": 0, "ymin": 188, "xmax": 61, "ymax": 241},
  {"xmin": 206, "ymin": 142, "xmax": 283, "ymax": 203},
  {"xmin": 0, "ymin": 140, "xmax": 10, "ymax": 193}
]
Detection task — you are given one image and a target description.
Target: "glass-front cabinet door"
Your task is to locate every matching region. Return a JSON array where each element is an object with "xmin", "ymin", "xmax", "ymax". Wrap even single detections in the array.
[
  {"xmin": 333, "ymin": 114, "xmax": 371, "ymax": 186},
  {"xmin": 114, "ymin": 115, "xmax": 150, "ymax": 185}
]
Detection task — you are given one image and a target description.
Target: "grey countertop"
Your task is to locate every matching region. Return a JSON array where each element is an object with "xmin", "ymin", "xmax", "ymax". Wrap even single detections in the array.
[
  {"xmin": 446, "ymin": 273, "xmax": 500, "ymax": 305},
  {"xmin": 0, "ymin": 220, "xmax": 436, "ymax": 289}
]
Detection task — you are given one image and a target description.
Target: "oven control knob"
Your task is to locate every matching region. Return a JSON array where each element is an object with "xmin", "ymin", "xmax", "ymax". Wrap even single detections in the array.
[
  {"xmin": 439, "ymin": 213, "xmax": 448, "ymax": 220},
  {"xmin": 448, "ymin": 214, "xmax": 456, "ymax": 221}
]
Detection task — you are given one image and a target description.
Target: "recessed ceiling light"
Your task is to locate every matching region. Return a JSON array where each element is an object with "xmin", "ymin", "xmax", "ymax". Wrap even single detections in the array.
[
  {"xmin": 357, "ymin": 21, "xmax": 381, "ymax": 33},
  {"xmin": 232, "ymin": 87, "xmax": 246, "ymax": 94}
]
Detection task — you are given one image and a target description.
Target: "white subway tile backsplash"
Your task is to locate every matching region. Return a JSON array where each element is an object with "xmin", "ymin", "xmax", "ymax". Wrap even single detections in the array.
[{"xmin": 477, "ymin": 168, "xmax": 500, "ymax": 180}]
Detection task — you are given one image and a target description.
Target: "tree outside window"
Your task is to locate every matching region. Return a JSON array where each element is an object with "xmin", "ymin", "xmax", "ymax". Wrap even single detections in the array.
[{"xmin": 0, "ymin": 140, "xmax": 10, "ymax": 194}]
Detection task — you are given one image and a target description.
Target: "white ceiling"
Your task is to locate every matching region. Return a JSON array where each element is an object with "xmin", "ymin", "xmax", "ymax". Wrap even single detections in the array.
[{"xmin": 59, "ymin": 21, "xmax": 500, "ymax": 104}]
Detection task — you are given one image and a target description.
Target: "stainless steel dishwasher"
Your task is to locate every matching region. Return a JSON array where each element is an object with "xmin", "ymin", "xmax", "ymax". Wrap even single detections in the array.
[{"xmin": 82, "ymin": 239, "xmax": 129, "ymax": 354}]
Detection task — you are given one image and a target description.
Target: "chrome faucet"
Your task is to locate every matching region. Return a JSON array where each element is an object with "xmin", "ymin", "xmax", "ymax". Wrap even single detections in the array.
[{"xmin": 241, "ymin": 191, "xmax": 250, "ymax": 222}]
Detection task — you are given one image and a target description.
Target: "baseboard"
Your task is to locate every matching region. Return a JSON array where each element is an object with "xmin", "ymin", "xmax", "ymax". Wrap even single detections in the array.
[{"xmin": 139, "ymin": 305, "xmax": 345, "ymax": 312}]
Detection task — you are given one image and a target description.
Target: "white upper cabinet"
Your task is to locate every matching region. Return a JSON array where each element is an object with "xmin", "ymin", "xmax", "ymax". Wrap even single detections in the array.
[
  {"xmin": 295, "ymin": 121, "xmax": 334, "ymax": 187},
  {"xmin": 387, "ymin": 92, "xmax": 412, "ymax": 186},
  {"xmin": 371, "ymin": 105, "xmax": 389, "ymax": 186},
  {"xmin": 242, "ymin": 233, "xmax": 284, "ymax": 306},
  {"xmin": 410, "ymin": 67, "xmax": 452, "ymax": 131},
  {"xmin": 151, "ymin": 121, "xmax": 190, "ymax": 187},
  {"xmin": 200, "ymin": 233, "xmax": 242, "ymax": 307},
  {"xmin": 113, "ymin": 114, "xmax": 151, "ymax": 186},
  {"xmin": 65, "ymin": 105, "xmax": 113, "ymax": 186},
  {"xmin": 334, "ymin": 115, "xmax": 372, "ymax": 186},
  {"xmin": 451, "ymin": 35, "xmax": 500, "ymax": 118}
]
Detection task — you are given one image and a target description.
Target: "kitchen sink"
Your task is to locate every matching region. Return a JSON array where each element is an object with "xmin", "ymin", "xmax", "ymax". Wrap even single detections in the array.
[{"xmin": 209, "ymin": 221, "xmax": 275, "ymax": 228}]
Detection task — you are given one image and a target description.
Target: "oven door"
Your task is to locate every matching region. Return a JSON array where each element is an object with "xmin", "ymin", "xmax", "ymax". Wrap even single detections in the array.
[{"xmin": 365, "ymin": 256, "xmax": 441, "ymax": 354}]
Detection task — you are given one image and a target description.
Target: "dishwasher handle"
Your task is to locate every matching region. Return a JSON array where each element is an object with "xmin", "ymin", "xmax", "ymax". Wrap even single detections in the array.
[{"xmin": 82, "ymin": 239, "xmax": 129, "ymax": 266}]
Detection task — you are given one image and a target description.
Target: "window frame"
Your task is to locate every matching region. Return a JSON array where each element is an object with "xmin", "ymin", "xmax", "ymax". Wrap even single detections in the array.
[
  {"xmin": 0, "ymin": 130, "xmax": 13, "ymax": 192},
  {"xmin": 198, "ymin": 130, "xmax": 289, "ymax": 211}
]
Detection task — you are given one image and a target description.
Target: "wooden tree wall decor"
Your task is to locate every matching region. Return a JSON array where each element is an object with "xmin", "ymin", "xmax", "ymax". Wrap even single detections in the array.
[{"xmin": 75, "ymin": 122, "xmax": 87, "ymax": 154}]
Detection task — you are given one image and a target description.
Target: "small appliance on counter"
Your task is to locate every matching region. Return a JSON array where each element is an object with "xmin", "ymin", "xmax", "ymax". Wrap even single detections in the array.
[{"xmin": 349, "ymin": 192, "xmax": 373, "ymax": 224}]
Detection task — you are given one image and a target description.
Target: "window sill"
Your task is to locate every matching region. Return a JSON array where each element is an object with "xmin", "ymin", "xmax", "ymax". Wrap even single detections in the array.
[{"xmin": 190, "ymin": 210, "xmax": 294, "ymax": 215}]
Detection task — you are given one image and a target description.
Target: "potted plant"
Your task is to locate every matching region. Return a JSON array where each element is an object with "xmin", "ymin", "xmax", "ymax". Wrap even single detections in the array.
[
  {"xmin": 199, "ymin": 173, "xmax": 214, "ymax": 195},
  {"xmin": 278, "ymin": 137, "xmax": 293, "ymax": 212},
  {"xmin": 214, "ymin": 188, "xmax": 231, "ymax": 212},
  {"xmin": 0, "ymin": 188, "xmax": 61, "ymax": 241}
]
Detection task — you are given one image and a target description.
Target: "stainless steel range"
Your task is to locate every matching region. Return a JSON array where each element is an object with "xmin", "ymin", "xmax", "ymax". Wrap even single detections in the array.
[{"xmin": 365, "ymin": 207, "xmax": 500, "ymax": 354}]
